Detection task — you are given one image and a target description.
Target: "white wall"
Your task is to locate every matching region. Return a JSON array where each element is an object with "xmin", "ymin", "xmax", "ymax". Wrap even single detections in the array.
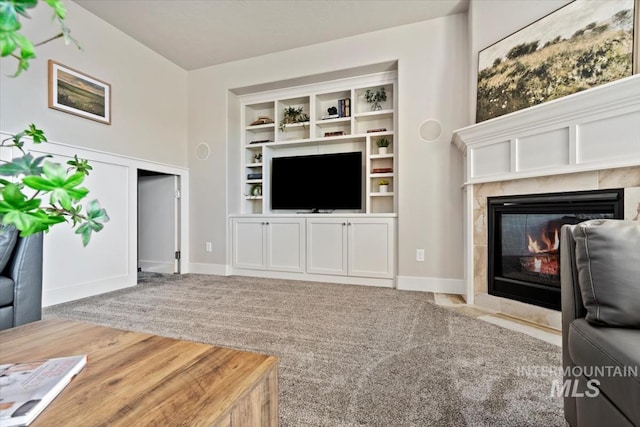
[
  {"xmin": 0, "ymin": 1, "xmax": 190, "ymax": 304},
  {"xmin": 0, "ymin": 133, "xmax": 190, "ymax": 306},
  {"xmin": 0, "ymin": 1, "xmax": 188, "ymax": 166},
  {"xmin": 1, "ymin": 1, "xmax": 581, "ymax": 301},
  {"xmin": 188, "ymin": 14, "xmax": 470, "ymax": 291},
  {"xmin": 467, "ymin": 0, "xmax": 572, "ymax": 121}
]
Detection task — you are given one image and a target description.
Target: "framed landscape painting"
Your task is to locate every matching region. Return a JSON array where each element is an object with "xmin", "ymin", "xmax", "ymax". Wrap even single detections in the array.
[
  {"xmin": 48, "ymin": 60, "xmax": 111, "ymax": 124},
  {"xmin": 476, "ymin": 0, "xmax": 637, "ymax": 123}
]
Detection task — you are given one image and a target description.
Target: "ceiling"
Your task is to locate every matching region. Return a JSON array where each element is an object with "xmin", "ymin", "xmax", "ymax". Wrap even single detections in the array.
[{"xmin": 74, "ymin": 0, "xmax": 469, "ymax": 71}]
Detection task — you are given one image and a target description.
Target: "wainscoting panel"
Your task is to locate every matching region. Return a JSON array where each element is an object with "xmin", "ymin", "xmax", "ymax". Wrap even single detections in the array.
[
  {"xmin": 577, "ymin": 111, "xmax": 640, "ymax": 165},
  {"xmin": 516, "ymin": 128, "xmax": 569, "ymax": 172},
  {"xmin": 470, "ymin": 140, "xmax": 511, "ymax": 178},
  {"xmin": 0, "ymin": 131, "xmax": 190, "ymax": 306}
]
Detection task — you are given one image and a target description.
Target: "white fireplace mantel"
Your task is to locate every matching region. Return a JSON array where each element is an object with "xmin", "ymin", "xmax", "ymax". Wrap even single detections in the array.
[
  {"xmin": 452, "ymin": 74, "xmax": 640, "ymax": 185},
  {"xmin": 451, "ymin": 75, "xmax": 640, "ymax": 309}
]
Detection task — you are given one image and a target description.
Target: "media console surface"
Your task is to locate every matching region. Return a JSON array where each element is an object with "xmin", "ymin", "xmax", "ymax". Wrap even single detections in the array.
[{"xmin": 230, "ymin": 214, "xmax": 397, "ymax": 287}]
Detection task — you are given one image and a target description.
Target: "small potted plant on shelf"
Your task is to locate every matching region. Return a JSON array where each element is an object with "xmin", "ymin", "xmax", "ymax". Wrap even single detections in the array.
[
  {"xmin": 249, "ymin": 184, "xmax": 262, "ymax": 198},
  {"xmin": 279, "ymin": 106, "xmax": 309, "ymax": 132},
  {"xmin": 365, "ymin": 87, "xmax": 387, "ymax": 111},
  {"xmin": 378, "ymin": 179, "xmax": 390, "ymax": 193},
  {"xmin": 376, "ymin": 137, "xmax": 390, "ymax": 154},
  {"xmin": 253, "ymin": 152, "xmax": 262, "ymax": 163}
]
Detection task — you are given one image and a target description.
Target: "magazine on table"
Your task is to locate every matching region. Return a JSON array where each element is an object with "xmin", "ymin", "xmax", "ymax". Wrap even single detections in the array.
[{"xmin": 0, "ymin": 355, "xmax": 87, "ymax": 426}]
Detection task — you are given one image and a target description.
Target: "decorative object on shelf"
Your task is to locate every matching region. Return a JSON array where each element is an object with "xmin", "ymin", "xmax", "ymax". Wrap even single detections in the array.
[
  {"xmin": 324, "ymin": 131, "xmax": 345, "ymax": 137},
  {"xmin": 376, "ymin": 137, "xmax": 390, "ymax": 154},
  {"xmin": 250, "ymin": 184, "xmax": 262, "ymax": 197},
  {"xmin": 322, "ymin": 106, "xmax": 340, "ymax": 120},
  {"xmin": 378, "ymin": 179, "xmax": 390, "ymax": 193},
  {"xmin": 253, "ymin": 152, "xmax": 262, "ymax": 163},
  {"xmin": 48, "ymin": 60, "xmax": 111, "ymax": 125},
  {"xmin": 476, "ymin": 0, "xmax": 637, "ymax": 123},
  {"xmin": 249, "ymin": 116, "xmax": 274, "ymax": 126},
  {"xmin": 249, "ymin": 139, "xmax": 272, "ymax": 144},
  {"xmin": 372, "ymin": 167, "xmax": 393, "ymax": 173},
  {"xmin": 365, "ymin": 87, "xmax": 387, "ymax": 111},
  {"xmin": 247, "ymin": 173, "xmax": 262, "ymax": 180},
  {"xmin": 279, "ymin": 106, "xmax": 309, "ymax": 132},
  {"xmin": 338, "ymin": 98, "xmax": 351, "ymax": 117},
  {"xmin": 366, "ymin": 128, "xmax": 387, "ymax": 133}
]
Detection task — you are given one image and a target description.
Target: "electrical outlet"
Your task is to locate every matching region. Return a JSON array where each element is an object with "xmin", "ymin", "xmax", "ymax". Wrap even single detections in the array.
[
  {"xmin": 206, "ymin": 242, "xmax": 212, "ymax": 252},
  {"xmin": 416, "ymin": 249, "xmax": 425, "ymax": 262}
]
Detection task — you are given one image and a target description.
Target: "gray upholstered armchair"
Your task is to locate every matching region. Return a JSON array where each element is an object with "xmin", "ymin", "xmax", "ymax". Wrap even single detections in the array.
[
  {"xmin": 561, "ymin": 219, "xmax": 640, "ymax": 427},
  {"xmin": 0, "ymin": 230, "xmax": 44, "ymax": 331}
]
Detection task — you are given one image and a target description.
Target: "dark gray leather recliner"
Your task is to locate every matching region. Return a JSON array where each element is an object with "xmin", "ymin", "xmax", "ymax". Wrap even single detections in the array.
[
  {"xmin": 561, "ymin": 220, "xmax": 640, "ymax": 427},
  {"xmin": 0, "ymin": 232, "xmax": 44, "ymax": 331}
]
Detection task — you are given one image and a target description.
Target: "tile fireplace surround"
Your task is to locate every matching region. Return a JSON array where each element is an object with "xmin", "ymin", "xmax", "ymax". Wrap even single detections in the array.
[{"xmin": 452, "ymin": 75, "xmax": 640, "ymax": 329}]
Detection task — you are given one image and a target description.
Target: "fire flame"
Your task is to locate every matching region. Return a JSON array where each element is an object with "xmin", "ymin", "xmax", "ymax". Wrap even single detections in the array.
[{"xmin": 527, "ymin": 228, "xmax": 560, "ymax": 254}]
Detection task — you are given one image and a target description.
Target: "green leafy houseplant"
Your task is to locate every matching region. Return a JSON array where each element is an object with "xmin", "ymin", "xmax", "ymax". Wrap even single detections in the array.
[
  {"xmin": 376, "ymin": 137, "xmax": 390, "ymax": 148},
  {"xmin": 378, "ymin": 179, "xmax": 389, "ymax": 186},
  {"xmin": 0, "ymin": 0, "xmax": 108, "ymax": 246},
  {"xmin": 365, "ymin": 87, "xmax": 387, "ymax": 111},
  {"xmin": 279, "ymin": 106, "xmax": 309, "ymax": 132}
]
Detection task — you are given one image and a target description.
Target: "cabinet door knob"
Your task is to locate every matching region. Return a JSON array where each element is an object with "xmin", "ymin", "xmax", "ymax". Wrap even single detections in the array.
[
  {"xmin": 347, "ymin": 222, "xmax": 352, "ymax": 226},
  {"xmin": 266, "ymin": 222, "xmax": 270, "ymax": 225},
  {"xmin": 261, "ymin": 222, "xmax": 266, "ymax": 225}
]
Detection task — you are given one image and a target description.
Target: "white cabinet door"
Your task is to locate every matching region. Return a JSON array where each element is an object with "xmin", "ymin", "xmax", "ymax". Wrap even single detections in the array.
[
  {"xmin": 348, "ymin": 218, "xmax": 395, "ymax": 278},
  {"xmin": 232, "ymin": 218, "xmax": 266, "ymax": 270},
  {"xmin": 306, "ymin": 218, "xmax": 348, "ymax": 276},
  {"xmin": 267, "ymin": 218, "xmax": 305, "ymax": 273}
]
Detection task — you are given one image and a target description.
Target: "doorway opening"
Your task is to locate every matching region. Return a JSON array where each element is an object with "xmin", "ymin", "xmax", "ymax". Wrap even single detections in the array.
[{"xmin": 137, "ymin": 169, "xmax": 181, "ymax": 281}]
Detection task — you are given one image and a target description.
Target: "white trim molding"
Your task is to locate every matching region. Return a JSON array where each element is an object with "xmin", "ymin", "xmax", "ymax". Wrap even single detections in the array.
[
  {"xmin": 452, "ymin": 74, "xmax": 640, "ymax": 185},
  {"xmin": 188, "ymin": 263, "xmax": 229, "ymax": 276},
  {"xmin": 396, "ymin": 276, "xmax": 465, "ymax": 294}
]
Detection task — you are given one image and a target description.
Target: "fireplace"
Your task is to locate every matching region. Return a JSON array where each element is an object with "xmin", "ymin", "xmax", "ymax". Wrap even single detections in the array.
[{"xmin": 487, "ymin": 189, "xmax": 624, "ymax": 310}]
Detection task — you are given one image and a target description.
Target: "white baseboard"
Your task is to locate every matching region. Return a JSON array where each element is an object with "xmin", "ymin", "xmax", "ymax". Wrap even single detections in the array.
[
  {"xmin": 139, "ymin": 260, "xmax": 174, "ymax": 274},
  {"xmin": 231, "ymin": 268, "xmax": 395, "ymax": 288},
  {"xmin": 396, "ymin": 276, "xmax": 465, "ymax": 294},
  {"xmin": 188, "ymin": 263, "xmax": 228, "ymax": 275},
  {"xmin": 43, "ymin": 274, "xmax": 135, "ymax": 307}
]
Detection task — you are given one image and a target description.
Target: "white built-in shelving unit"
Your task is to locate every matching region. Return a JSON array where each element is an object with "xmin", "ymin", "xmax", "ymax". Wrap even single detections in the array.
[
  {"xmin": 232, "ymin": 71, "xmax": 398, "ymax": 288},
  {"xmin": 240, "ymin": 71, "xmax": 398, "ymax": 215}
]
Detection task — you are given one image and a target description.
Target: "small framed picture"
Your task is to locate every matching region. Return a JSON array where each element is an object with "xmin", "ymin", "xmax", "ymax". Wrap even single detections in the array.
[{"xmin": 48, "ymin": 60, "xmax": 111, "ymax": 124}]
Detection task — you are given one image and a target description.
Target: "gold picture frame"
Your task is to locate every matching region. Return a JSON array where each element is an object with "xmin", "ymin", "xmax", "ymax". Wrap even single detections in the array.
[{"xmin": 48, "ymin": 60, "xmax": 111, "ymax": 125}]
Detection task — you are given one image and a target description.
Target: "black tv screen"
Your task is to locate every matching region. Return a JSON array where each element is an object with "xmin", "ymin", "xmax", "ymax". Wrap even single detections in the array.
[{"xmin": 271, "ymin": 152, "xmax": 362, "ymax": 211}]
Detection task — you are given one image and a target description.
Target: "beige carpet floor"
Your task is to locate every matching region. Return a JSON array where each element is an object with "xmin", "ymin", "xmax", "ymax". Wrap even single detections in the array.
[{"xmin": 44, "ymin": 274, "xmax": 565, "ymax": 426}]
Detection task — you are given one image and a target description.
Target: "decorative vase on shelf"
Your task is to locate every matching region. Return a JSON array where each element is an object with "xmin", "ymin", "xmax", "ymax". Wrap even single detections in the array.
[
  {"xmin": 378, "ymin": 147, "xmax": 388, "ymax": 155},
  {"xmin": 379, "ymin": 185, "xmax": 389, "ymax": 193}
]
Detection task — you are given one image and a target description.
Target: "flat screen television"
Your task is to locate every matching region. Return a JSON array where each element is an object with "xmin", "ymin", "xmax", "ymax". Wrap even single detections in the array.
[{"xmin": 271, "ymin": 152, "xmax": 362, "ymax": 211}]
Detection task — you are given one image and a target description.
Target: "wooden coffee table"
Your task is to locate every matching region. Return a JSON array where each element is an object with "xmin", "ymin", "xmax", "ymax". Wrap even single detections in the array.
[{"xmin": 0, "ymin": 319, "xmax": 278, "ymax": 426}]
